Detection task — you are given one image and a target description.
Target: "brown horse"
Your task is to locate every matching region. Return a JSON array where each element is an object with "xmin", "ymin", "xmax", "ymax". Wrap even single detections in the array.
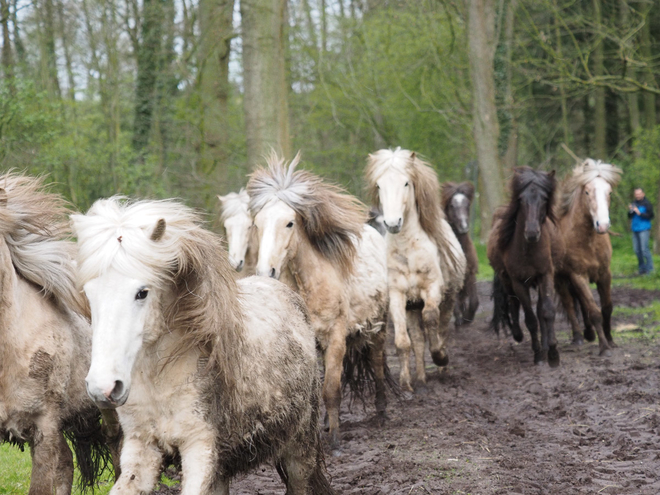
[
  {"xmin": 488, "ymin": 168, "xmax": 564, "ymax": 366},
  {"xmin": 554, "ymin": 159, "xmax": 622, "ymax": 355},
  {"xmin": 442, "ymin": 182, "xmax": 479, "ymax": 328}
]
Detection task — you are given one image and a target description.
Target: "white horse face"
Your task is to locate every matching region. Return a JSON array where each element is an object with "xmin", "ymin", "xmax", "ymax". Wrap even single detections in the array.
[
  {"xmin": 584, "ymin": 177, "xmax": 612, "ymax": 234},
  {"xmin": 448, "ymin": 193, "xmax": 470, "ymax": 235},
  {"xmin": 223, "ymin": 211, "xmax": 252, "ymax": 272},
  {"xmin": 253, "ymin": 200, "xmax": 297, "ymax": 279},
  {"xmin": 376, "ymin": 168, "xmax": 412, "ymax": 234},
  {"xmin": 84, "ymin": 269, "xmax": 158, "ymax": 408}
]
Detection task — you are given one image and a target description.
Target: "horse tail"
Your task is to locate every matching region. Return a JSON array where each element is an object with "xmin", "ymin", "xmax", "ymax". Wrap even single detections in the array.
[
  {"xmin": 490, "ymin": 273, "xmax": 511, "ymax": 334},
  {"xmin": 341, "ymin": 327, "xmax": 400, "ymax": 410},
  {"xmin": 63, "ymin": 407, "xmax": 118, "ymax": 491}
]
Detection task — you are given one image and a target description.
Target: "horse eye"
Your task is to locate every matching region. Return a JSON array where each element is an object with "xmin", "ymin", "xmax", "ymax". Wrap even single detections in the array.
[
  {"xmin": 405, "ymin": 182, "xmax": 409, "ymax": 187},
  {"xmin": 585, "ymin": 191, "xmax": 589, "ymax": 195},
  {"xmin": 286, "ymin": 221, "xmax": 294, "ymax": 228},
  {"xmin": 135, "ymin": 289, "xmax": 149, "ymax": 301}
]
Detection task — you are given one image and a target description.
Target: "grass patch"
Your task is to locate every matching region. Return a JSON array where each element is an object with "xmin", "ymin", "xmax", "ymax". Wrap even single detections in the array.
[
  {"xmin": 475, "ymin": 242, "xmax": 494, "ymax": 282},
  {"xmin": 0, "ymin": 443, "xmax": 115, "ymax": 495},
  {"xmin": 612, "ymin": 300, "xmax": 660, "ymax": 342}
]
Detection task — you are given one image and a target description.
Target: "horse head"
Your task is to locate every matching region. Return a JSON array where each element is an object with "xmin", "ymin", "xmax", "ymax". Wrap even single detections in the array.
[
  {"xmin": 514, "ymin": 168, "xmax": 556, "ymax": 244},
  {"xmin": 252, "ymin": 199, "xmax": 298, "ymax": 280},
  {"xmin": 218, "ymin": 189, "xmax": 252, "ymax": 272},
  {"xmin": 442, "ymin": 182, "xmax": 475, "ymax": 236},
  {"xmin": 583, "ymin": 175, "xmax": 613, "ymax": 234}
]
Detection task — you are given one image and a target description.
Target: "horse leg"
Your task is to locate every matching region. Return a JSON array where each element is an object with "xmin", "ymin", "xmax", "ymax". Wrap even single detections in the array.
[
  {"xmin": 101, "ymin": 408, "xmax": 123, "ymax": 480},
  {"xmin": 27, "ymin": 417, "xmax": 61, "ymax": 495},
  {"xmin": 55, "ymin": 431, "xmax": 74, "ymax": 494},
  {"xmin": 277, "ymin": 446, "xmax": 316, "ymax": 495},
  {"xmin": 555, "ymin": 276, "xmax": 583, "ymax": 345},
  {"xmin": 453, "ymin": 292, "xmax": 464, "ymax": 329},
  {"xmin": 389, "ymin": 291, "xmax": 413, "ymax": 392},
  {"xmin": 465, "ymin": 273, "xmax": 480, "ymax": 324},
  {"xmin": 369, "ymin": 325, "xmax": 388, "ymax": 420},
  {"xmin": 407, "ymin": 308, "xmax": 426, "ymax": 389},
  {"xmin": 597, "ymin": 272, "xmax": 615, "ymax": 347},
  {"xmin": 577, "ymin": 295, "xmax": 596, "ymax": 342},
  {"xmin": 322, "ymin": 324, "xmax": 347, "ymax": 450},
  {"xmin": 510, "ymin": 279, "xmax": 541, "ymax": 364},
  {"xmin": 569, "ymin": 273, "xmax": 610, "ymax": 356},
  {"xmin": 110, "ymin": 437, "xmax": 162, "ymax": 494},
  {"xmin": 179, "ymin": 433, "xmax": 221, "ymax": 495},
  {"xmin": 538, "ymin": 274, "xmax": 559, "ymax": 367},
  {"xmin": 501, "ymin": 275, "xmax": 523, "ymax": 342},
  {"xmin": 422, "ymin": 284, "xmax": 449, "ymax": 367}
]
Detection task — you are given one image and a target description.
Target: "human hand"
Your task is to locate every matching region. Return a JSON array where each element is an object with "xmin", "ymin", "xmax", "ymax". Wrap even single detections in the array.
[{"xmin": 633, "ymin": 207, "xmax": 640, "ymax": 215}]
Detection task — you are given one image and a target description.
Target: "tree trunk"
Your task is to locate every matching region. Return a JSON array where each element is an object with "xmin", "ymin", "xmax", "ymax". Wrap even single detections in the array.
[
  {"xmin": 502, "ymin": 0, "xmax": 518, "ymax": 172},
  {"xmin": 241, "ymin": 0, "xmax": 291, "ymax": 167},
  {"xmin": 467, "ymin": 0, "xmax": 504, "ymax": 234},
  {"xmin": 198, "ymin": 0, "xmax": 235, "ymax": 177},
  {"xmin": 133, "ymin": 0, "xmax": 165, "ymax": 155},
  {"xmin": 641, "ymin": 7, "xmax": 656, "ymax": 129},
  {"xmin": 592, "ymin": 0, "xmax": 606, "ymax": 160},
  {"xmin": 10, "ymin": 0, "xmax": 25, "ymax": 66},
  {"xmin": 0, "ymin": 0, "xmax": 14, "ymax": 88},
  {"xmin": 38, "ymin": 0, "xmax": 61, "ymax": 98},
  {"xmin": 56, "ymin": 0, "xmax": 76, "ymax": 101}
]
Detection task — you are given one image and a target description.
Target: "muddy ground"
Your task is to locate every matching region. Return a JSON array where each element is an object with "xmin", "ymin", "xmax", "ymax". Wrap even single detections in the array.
[{"xmin": 157, "ymin": 282, "xmax": 660, "ymax": 494}]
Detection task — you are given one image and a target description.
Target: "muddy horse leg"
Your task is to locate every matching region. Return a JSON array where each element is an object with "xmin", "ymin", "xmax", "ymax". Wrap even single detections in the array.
[
  {"xmin": 407, "ymin": 309, "xmax": 426, "ymax": 389},
  {"xmin": 569, "ymin": 273, "xmax": 610, "ymax": 356},
  {"xmin": 555, "ymin": 275, "xmax": 583, "ymax": 345},
  {"xmin": 597, "ymin": 271, "xmax": 615, "ymax": 346},
  {"xmin": 503, "ymin": 276, "xmax": 523, "ymax": 342},
  {"xmin": 112, "ymin": 437, "xmax": 163, "ymax": 493},
  {"xmin": 369, "ymin": 325, "xmax": 388, "ymax": 419},
  {"xmin": 322, "ymin": 324, "xmax": 347, "ymax": 450},
  {"xmin": 27, "ymin": 417, "xmax": 62, "ymax": 495},
  {"xmin": 511, "ymin": 279, "xmax": 542, "ymax": 364},
  {"xmin": 577, "ymin": 294, "xmax": 596, "ymax": 342},
  {"xmin": 55, "ymin": 431, "xmax": 74, "ymax": 494},
  {"xmin": 422, "ymin": 284, "xmax": 450, "ymax": 367},
  {"xmin": 465, "ymin": 273, "xmax": 480, "ymax": 325},
  {"xmin": 538, "ymin": 274, "xmax": 559, "ymax": 367},
  {"xmin": 389, "ymin": 291, "xmax": 413, "ymax": 392}
]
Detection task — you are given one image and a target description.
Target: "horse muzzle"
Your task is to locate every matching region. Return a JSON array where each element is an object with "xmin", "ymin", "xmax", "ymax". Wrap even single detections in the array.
[
  {"xmin": 85, "ymin": 378, "xmax": 129, "ymax": 408},
  {"xmin": 524, "ymin": 231, "xmax": 541, "ymax": 243},
  {"xmin": 594, "ymin": 221, "xmax": 610, "ymax": 234},
  {"xmin": 384, "ymin": 218, "xmax": 403, "ymax": 234}
]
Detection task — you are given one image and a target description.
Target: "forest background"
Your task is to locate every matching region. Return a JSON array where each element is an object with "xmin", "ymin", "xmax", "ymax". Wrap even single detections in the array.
[{"xmin": 1, "ymin": 0, "xmax": 659, "ymax": 247}]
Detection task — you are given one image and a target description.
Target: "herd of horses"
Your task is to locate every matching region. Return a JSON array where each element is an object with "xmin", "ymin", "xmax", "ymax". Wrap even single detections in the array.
[{"xmin": 0, "ymin": 149, "xmax": 621, "ymax": 494}]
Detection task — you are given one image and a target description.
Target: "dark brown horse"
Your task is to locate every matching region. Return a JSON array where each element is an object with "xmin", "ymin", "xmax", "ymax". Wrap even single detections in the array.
[
  {"xmin": 442, "ymin": 182, "xmax": 479, "ymax": 328},
  {"xmin": 488, "ymin": 168, "xmax": 564, "ymax": 366},
  {"xmin": 554, "ymin": 159, "xmax": 622, "ymax": 355}
]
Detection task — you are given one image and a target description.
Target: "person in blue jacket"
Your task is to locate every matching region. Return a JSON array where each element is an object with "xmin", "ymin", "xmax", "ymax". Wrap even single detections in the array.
[{"xmin": 628, "ymin": 188, "xmax": 654, "ymax": 274}]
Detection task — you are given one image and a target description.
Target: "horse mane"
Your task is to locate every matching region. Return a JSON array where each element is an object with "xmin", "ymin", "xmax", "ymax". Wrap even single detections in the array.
[
  {"xmin": 496, "ymin": 167, "xmax": 557, "ymax": 252},
  {"xmin": 441, "ymin": 181, "xmax": 475, "ymax": 212},
  {"xmin": 72, "ymin": 198, "xmax": 244, "ymax": 388},
  {"xmin": 558, "ymin": 158, "xmax": 623, "ymax": 217},
  {"xmin": 218, "ymin": 189, "xmax": 250, "ymax": 223},
  {"xmin": 0, "ymin": 173, "xmax": 87, "ymax": 315},
  {"xmin": 366, "ymin": 148, "xmax": 458, "ymax": 261},
  {"xmin": 247, "ymin": 151, "xmax": 367, "ymax": 277}
]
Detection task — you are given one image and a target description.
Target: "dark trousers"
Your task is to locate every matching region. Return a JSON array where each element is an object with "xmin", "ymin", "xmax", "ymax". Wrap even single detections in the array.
[{"xmin": 632, "ymin": 229, "xmax": 654, "ymax": 274}]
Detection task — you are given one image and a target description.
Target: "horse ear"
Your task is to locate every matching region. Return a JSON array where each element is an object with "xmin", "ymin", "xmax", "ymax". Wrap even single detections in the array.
[
  {"xmin": 0, "ymin": 188, "xmax": 6, "ymax": 206},
  {"xmin": 150, "ymin": 218, "xmax": 166, "ymax": 242},
  {"xmin": 217, "ymin": 194, "xmax": 227, "ymax": 204},
  {"xmin": 410, "ymin": 151, "xmax": 416, "ymax": 160},
  {"xmin": 548, "ymin": 170, "xmax": 556, "ymax": 179}
]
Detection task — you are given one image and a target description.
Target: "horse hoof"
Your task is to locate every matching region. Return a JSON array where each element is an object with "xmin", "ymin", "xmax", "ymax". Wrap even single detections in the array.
[
  {"xmin": 431, "ymin": 350, "xmax": 449, "ymax": 367},
  {"xmin": 512, "ymin": 330, "xmax": 524, "ymax": 343},
  {"xmin": 374, "ymin": 411, "xmax": 388, "ymax": 427},
  {"xmin": 571, "ymin": 336, "xmax": 584, "ymax": 346},
  {"xmin": 548, "ymin": 348, "xmax": 560, "ymax": 368},
  {"xmin": 414, "ymin": 383, "xmax": 429, "ymax": 396},
  {"xmin": 608, "ymin": 340, "xmax": 618, "ymax": 348},
  {"xmin": 599, "ymin": 348, "xmax": 612, "ymax": 357},
  {"xmin": 584, "ymin": 328, "xmax": 596, "ymax": 342}
]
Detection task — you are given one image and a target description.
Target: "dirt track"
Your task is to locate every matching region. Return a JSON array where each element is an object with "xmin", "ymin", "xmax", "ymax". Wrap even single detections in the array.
[{"xmin": 158, "ymin": 282, "xmax": 660, "ymax": 494}]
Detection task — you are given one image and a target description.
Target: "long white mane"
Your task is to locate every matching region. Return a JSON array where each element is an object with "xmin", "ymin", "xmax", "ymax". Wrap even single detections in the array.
[
  {"xmin": 559, "ymin": 158, "xmax": 623, "ymax": 216},
  {"xmin": 0, "ymin": 173, "xmax": 85, "ymax": 314},
  {"xmin": 219, "ymin": 189, "xmax": 250, "ymax": 223},
  {"xmin": 364, "ymin": 147, "xmax": 412, "ymax": 186},
  {"xmin": 72, "ymin": 198, "xmax": 205, "ymax": 288}
]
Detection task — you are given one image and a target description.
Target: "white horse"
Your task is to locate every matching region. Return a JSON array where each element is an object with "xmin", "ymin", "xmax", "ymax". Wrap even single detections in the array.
[
  {"xmin": 0, "ymin": 174, "xmax": 115, "ymax": 494},
  {"xmin": 247, "ymin": 152, "xmax": 389, "ymax": 450},
  {"xmin": 218, "ymin": 189, "xmax": 257, "ymax": 275},
  {"xmin": 72, "ymin": 198, "xmax": 334, "ymax": 495},
  {"xmin": 365, "ymin": 148, "xmax": 466, "ymax": 392}
]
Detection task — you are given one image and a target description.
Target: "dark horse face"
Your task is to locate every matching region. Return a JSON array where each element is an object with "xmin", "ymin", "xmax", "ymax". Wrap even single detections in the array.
[
  {"xmin": 446, "ymin": 193, "xmax": 471, "ymax": 235},
  {"xmin": 516, "ymin": 169, "xmax": 555, "ymax": 243}
]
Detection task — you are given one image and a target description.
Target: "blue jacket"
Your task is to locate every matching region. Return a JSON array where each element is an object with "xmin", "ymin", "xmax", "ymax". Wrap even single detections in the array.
[{"xmin": 628, "ymin": 197, "xmax": 654, "ymax": 232}]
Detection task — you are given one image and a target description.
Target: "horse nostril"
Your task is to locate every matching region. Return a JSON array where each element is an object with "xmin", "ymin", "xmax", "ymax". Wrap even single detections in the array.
[
  {"xmin": 237, "ymin": 259, "xmax": 244, "ymax": 271},
  {"xmin": 269, "ymin": 268, "xmax": 276, "ymax": 278},
  {"xmin": 108, "ymin": 380, "xmax": 124, "ymax": 402}
]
